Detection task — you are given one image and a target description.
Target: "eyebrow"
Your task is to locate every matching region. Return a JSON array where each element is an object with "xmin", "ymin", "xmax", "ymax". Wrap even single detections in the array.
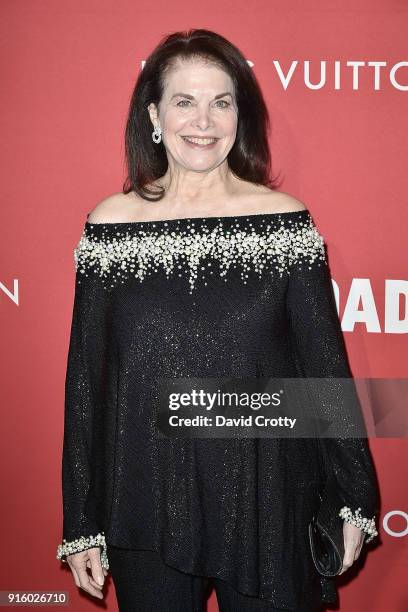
[{"xmin": 170, "ymin": 92, "xmax": 233, "ymax": 101}]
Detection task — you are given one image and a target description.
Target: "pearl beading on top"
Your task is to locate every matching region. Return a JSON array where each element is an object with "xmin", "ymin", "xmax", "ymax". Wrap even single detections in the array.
[
  {"xmin": 73, "ymin": 212, "xmax": 326, "ymax": 293},
  {"xmin": 339, "ymin": 506, "xmax": 378, "ymax": 543}
]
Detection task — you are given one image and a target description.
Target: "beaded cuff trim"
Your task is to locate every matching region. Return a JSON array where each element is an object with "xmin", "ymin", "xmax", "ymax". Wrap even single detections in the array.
[
  {"xmin": 56, "ymin": 532, "xmax": 109, "ymax": 570},
  {"xmin": 339, "ymin": 506, "xmax": 378, "ymax": 543}
]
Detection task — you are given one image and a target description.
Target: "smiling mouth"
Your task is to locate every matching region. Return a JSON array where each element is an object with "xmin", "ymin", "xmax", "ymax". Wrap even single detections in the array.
[{"xmin": 181, "ymin": 136, "xmax": 220, "ymax": 145}]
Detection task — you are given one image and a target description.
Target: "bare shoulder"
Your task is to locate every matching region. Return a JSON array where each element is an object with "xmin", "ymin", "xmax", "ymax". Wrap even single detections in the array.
[
  {"xmin": 262, "ymin": 189, "xmax": 308, "ymax": 214},
  {"xmin": 241, "ymin": 183, "xmax": 308, "ymax": 214},
  {"xmin": 87, "ymin": 192, "xmax": 137, "ymax": 223}
]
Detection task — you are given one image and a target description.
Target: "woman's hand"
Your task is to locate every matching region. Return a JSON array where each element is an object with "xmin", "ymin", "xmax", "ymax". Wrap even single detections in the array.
[
  {"xmin": 66, "ymin": 547, "xmax": 108, "ymax": 599},
  {"xmin": 339, "ymin": 521, "xmax": 365, "ymax": 575}
]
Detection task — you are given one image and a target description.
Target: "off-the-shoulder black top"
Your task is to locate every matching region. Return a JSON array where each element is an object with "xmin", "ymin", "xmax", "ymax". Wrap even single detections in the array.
[{"xmin": 56, "ymin": 209, "xmax": 379, "ymax": 609}]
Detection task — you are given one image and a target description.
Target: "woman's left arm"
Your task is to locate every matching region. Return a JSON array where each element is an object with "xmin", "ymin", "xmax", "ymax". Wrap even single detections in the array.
[{"xmin": 285, "ymin": 212, "xmax": 380, "ymax": 570}]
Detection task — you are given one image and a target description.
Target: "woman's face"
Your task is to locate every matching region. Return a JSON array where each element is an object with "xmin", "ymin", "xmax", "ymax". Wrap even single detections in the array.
[{"xmin": 148, "ymin": 60, "xmax": 238, "ymax": 173}]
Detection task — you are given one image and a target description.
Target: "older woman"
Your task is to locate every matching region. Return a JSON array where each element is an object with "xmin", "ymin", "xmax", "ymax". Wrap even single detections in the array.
[{"xmin": 56, "ymin": 29, "xmax": 379, "ymax": 612}]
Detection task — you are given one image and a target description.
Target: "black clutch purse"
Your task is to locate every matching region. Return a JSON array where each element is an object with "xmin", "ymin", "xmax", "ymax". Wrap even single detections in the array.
[
  {"xmin": 308, "ymin": 478, "xmax": 345, "ymax": 577},
  {"xmin": 309, "ymin": 428, "xmax": 346, "ymax": 577}
]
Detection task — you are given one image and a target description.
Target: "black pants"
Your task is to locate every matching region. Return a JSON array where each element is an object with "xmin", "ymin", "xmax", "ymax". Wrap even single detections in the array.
[{"xmin": 107, "ymin": 544, "xmax": 322, "ymax": 612}]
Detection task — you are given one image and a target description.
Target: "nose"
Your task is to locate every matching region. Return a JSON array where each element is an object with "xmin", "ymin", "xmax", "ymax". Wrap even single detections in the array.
[{"xmin": 192, "ymin": 105, "xmax": 214, "ymax": 131}]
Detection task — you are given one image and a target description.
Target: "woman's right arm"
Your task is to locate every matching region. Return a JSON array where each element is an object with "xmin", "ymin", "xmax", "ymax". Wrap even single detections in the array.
[{"xmin": 56, "ymin": 223, "xmax": 109, "ymax": 597}]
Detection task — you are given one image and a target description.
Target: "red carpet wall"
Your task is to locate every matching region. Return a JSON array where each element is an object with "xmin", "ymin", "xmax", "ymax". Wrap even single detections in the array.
[{"xmin": 0, "ymin": 1, "xmax": 406, "ymax": 611}]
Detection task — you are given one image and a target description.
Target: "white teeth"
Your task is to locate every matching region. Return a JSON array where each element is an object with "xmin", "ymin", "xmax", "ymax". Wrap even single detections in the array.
[{"xmin": 182, "ymin": 137, "xmax": 218, "ymax": 145}]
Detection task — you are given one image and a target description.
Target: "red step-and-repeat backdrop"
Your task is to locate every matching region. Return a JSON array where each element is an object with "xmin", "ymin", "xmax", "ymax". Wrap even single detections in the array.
[{"xmin": 0, "ymin": 1, "xmax": 406, "ymax": 610}]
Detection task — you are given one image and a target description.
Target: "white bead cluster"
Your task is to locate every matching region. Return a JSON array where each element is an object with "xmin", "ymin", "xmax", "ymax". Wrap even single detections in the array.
[
  {"xmin": 339, "ymin": 506, "xmax": 378, "ymax": 543},
  {"xmin": 56, "ymin": 532, "xmax": 109, "ymax": 570},
  {"xmin": 74, "ymin": 212, "xmax": 326, "ymax": 293}
]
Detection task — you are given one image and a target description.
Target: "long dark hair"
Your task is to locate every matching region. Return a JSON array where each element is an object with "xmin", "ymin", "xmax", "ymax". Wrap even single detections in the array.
[{"xmin": 123, "ymin": 29, "xmax": 281, "ymax": 201}]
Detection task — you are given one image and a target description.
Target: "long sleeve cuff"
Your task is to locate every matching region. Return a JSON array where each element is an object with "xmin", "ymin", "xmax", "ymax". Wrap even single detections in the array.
[
  {"xmin": 339, "ymin": 506, "xmax": 378, "ymax": 543},
  {"xmin": 56, "ymin": 532, "xmax": 109, "ymax": 570}
]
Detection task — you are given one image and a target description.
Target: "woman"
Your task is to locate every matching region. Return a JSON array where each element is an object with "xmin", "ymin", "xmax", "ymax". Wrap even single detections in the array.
[{"xmin": 56, "ymin": 29, "xmax": 379, "ymax": 611}]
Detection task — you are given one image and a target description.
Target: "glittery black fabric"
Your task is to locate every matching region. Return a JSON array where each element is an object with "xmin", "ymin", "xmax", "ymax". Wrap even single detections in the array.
[{"xmin": 59, "ymin": 209, "xmax": 379, "ymax": 610}]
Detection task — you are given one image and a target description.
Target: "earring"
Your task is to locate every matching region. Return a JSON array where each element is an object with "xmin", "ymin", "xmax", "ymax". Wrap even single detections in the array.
[{"xmin": 152, "ymin": 125, "xmax": 162, "ymax": 144}]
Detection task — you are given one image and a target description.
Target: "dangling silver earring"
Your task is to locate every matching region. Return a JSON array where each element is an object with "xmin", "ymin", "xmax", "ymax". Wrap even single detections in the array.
[{"xmin": 152, "ymin": 125, "xmax": 162, "ymax": 144}]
